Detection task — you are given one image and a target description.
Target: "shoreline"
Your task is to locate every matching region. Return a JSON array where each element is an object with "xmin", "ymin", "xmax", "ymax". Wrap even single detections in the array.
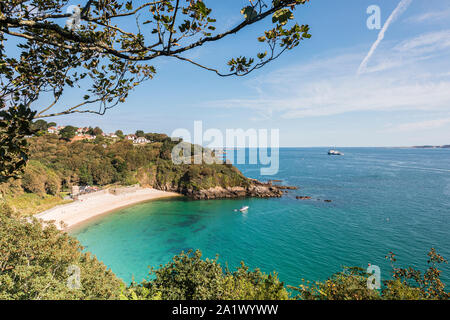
[{"xmin": 34, "ymin": 187, "xmax": 182, "ymax": 231}]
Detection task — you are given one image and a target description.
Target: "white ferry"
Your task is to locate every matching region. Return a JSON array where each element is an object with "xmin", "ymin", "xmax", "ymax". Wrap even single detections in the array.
[{"xmin": 328, "ymin": 149, "xmax": 343, "ymax": 155}]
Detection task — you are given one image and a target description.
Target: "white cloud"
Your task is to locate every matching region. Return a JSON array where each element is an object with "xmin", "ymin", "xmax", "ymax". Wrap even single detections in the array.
[
  {"xmin": 211, "ymin": 78, "xmax": 450, "ymax": 119},
  {"xmin": 406, "ymin": 9, "xmax": 450, "ymax": 23},
  {"xmin": 384, "ymin": 117, "xmax": 450, "ymax": 133},
  {"xmin": 205, "ymin": 30, "xmax": 450, "ymax": 122},
  {"xmin": 394, "ymin": 30, "xmax": 450, "ymax": 54},
  {"xmin": 360, "ymin": 30, "xmax": 450, "ymax": 74}
]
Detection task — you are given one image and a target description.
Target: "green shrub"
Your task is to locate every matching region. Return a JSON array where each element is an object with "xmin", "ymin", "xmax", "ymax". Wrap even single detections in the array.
[
  {"xmin": 44, "ymin": 170, "xmax": 61, "ymax": 195},
  {"xmin": 0, "ymin": 211, "xmax": 123, "ymax": 299},
  {"xmin": 125, "ymin": 250, "xmax": 290, "ymax": 300},
  {"xmin": 383, "ymin": 249, "xmax": 449, "ymax": 300},
  {"xmin": 290, "ymin": 267, "xmax": 381, "ymax": 300},
  {"xmin": 381, "ymin": 279, "xmax": 424, "ymax": 300},
  {"xmin": 0, "ymin": 202, "xmax": 14, "ymax": 217},
  {"xmin": 21, "ymin": 162, "xmax": 46, "ymax": 195}
]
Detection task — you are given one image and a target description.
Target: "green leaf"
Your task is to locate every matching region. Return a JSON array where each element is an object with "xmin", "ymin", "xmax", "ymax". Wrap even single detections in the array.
[
  {"xmin": 241, "ymin": 6, "xmax": 257, "ymax": 21},
  {"xmin": 272, "ymin": 9, "xmax": 294, "ymax": 26},
  {"xmin": 257, "ymin": 52, "xmax": 267, "ymax": 59}
]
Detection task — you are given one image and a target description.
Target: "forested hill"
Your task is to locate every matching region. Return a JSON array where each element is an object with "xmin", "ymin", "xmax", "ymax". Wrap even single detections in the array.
[
  {"xmin": 27, "ymin": 133, "xmax": 250, "ymax": 192},
  {"xmin": 0, "ymin": 132, "xmax": 282, "ymax": 215}
]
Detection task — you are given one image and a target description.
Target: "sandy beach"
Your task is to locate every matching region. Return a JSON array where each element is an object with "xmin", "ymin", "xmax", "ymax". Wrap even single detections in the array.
[{"xmin": 34, "ymin": 187, "xmax": 181, "ymax": 231}]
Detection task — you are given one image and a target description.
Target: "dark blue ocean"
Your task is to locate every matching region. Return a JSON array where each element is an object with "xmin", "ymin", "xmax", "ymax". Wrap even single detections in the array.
[{"xmin": 72, "ymin": 148, "xmax": 450, "ymax": 287}]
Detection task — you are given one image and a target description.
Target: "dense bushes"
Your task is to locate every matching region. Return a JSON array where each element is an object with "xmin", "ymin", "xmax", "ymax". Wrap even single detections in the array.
[
  {"xmin": 0, "ymin": 211, "xmax": 123, "ymax": 299},
  {"xmin": 122, "ymin": 250, "xmax": 289, "ymax": 300},
  {"xmin": 123, "ymin": 249, "xmax": 449, "ymax": 300},
  {"xmin": 21, "ymin": 161, "xmax": 61, "ymax": 196},
  {"xmin": 290, "ymin": 250, "xmax": 449, "ymax": 300}
]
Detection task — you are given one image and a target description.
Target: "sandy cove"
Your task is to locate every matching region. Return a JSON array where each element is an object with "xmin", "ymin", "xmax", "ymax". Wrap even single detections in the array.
[{"xmin": 34, "ymin": 187, "xmax": 181, "ymax": 231}]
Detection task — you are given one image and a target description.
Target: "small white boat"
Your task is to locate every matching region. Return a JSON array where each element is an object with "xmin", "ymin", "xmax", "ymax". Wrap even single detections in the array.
[
  {"xmin": 239, "ymin": 206, "xmax": 249, "ymax": 212},
  {"xmin": 328, "ymin": 149, "xmax": 343, "ymax": 156}
]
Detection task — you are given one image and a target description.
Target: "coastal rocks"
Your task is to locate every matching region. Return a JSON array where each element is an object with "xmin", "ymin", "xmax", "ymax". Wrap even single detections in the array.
[
  {"xmin": 295, "ymin": 195, "xmax": 333, "ymax": 203},
  {"xmin": 186, "ymin": 183, "xmax": 284, "ymax": 200},
  {"xmin": 154, "ymin": 177, "xmax": 296, "ymax": 200},
  {"xmin": 171, "ymin": 179, "xmax": 291, "ymax": 200},
  {"xmin": 265, "ymin": 180, "xmax": 298, "ymax": 190},
  {"xmin": 276, "ymin": 185, "xmax": 298, "ymax": 190}
]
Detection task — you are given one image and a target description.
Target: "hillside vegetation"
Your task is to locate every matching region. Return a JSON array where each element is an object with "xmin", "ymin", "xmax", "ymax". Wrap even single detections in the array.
[{"xmin": 0, "ymin": 133, "xmax": 250, "ymax": 215}]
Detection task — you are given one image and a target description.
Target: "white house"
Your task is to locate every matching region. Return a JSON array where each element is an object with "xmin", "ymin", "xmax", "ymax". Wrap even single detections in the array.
[
  {"xmin": 134, "ymin": 137, "xmax": 149, "ymax": 144},
  {"xmin": 47, "ymin": 126, "xmax": 58, "ymax": 134},
  {"xmin": 47, "ymin": 125, "xmax": 65, "ymax": 134},
  {"xmin": 126, "ymin": 134, "xmax": 137, "ymax": 141}
]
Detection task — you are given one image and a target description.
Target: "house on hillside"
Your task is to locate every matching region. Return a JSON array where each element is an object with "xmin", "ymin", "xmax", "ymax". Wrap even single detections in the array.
[
  {"xmin": 48, "ymin": 125, "xmax": 67, "ymax": 134},
  {"xmin": 126, "ymin": 134, "xmax": 137, "ymax": 141},
  {"xmin": 47, "ymin": 126, "xmax": 58, "ymax": 134},
  {"xmin": 134, "ymin": 137, "xmax": 149, "ymax": 144},
  {"xmin": 76, "ymin": 127, "xmax": 89, "ymax": 135}
]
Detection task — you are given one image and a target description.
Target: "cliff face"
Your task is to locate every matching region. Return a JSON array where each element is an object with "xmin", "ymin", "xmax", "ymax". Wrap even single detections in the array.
[
  {"xmin": 189, "ymin": 184, "xmax": 284, "ymax": 200},
  {"xmin": 151, "ymin": 160, "xmax": 291, "ymax": 199}
]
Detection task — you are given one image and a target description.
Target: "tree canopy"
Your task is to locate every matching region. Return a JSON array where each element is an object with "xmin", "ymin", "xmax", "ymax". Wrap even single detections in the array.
[
  {"xmin": 0, "ymin": 105, "xmax": 36, "ymax": 181},
  {"xmin": 0, "ymin": 0, "xmax": 311, "ymax": 179},
  {"xmin": 59, "ymin": 125, "xmax": 77, "ymax": 140},
  {"xmin": 0, "ymin": 0, "xmax": 311, "ymax": 118}
]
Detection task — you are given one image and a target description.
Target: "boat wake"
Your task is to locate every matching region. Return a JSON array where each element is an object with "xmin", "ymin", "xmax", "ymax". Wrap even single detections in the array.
[{"xmin": 389, "ymin": 164, "xmax": 450, "ymax": 173}]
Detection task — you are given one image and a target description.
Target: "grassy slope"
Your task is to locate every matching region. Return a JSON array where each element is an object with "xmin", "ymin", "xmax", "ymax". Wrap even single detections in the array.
[{"xmin": 3, "ymin": 193, "xmax": 72, "ymax": 216}]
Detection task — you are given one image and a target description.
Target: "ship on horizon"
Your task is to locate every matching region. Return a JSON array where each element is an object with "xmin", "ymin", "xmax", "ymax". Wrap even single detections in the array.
[{"xmin": 328, "ymin": 148, "xmax": 344, "ymax": 156}]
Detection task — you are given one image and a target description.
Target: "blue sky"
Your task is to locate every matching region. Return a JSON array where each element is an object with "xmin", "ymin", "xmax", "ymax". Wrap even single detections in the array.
[{"xmin": 49, "ymin": 0, "xmax": 450, "ymax": 147}]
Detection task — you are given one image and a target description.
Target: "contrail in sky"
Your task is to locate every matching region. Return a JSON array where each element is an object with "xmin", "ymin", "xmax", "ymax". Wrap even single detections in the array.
[{"xmin": 357, "ymin": 0, "xmax": 413, "ymax": 75}]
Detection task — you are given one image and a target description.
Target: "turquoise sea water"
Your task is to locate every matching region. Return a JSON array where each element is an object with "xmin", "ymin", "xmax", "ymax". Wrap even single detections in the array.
[{"xmin": 72, "ymin": 148, "xmax": 450, "ymax": 286}]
